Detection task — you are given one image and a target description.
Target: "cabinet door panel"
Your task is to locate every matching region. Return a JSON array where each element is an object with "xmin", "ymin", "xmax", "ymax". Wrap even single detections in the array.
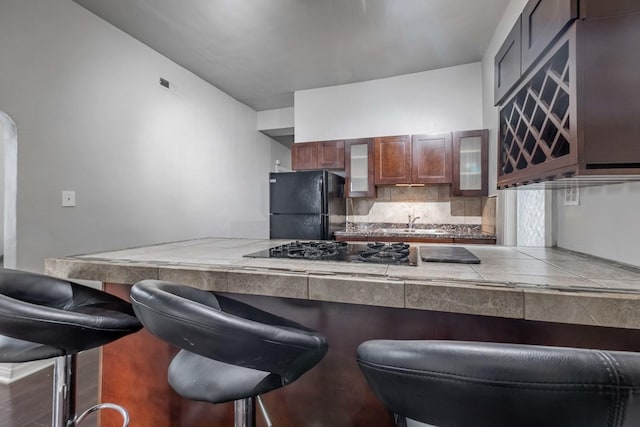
[
  {"xmin": 580, "ymin": 14, "xmax": 640, "ymax": 165},
  {"xmin": 374, "ymin": 135, "xmax": 411, "ymax": 185},
  {"xmin": 453, "ymin": 129, "xmax": 488, "ymax": 196},
  {"xmin": 318, "ymin": 140, "xmax": 345, "ymax": 169},
  {"xmin": 521, "ymin": 0, "xmax": 577, "ymax": 72},
  {"xmin": 580, "ymin": 0, "xmax": 640, "ymax": 19},
  {"xmin": 291, "ymin": 142, "xmax": 318, "ymax": 170},
  {"xmin": 411, "ymin": 133, "xmax": 452, "ymax": 184},
  {"xmin": 494, "ymin": 16, "xmax": 522, "ymax": 105},
  {"xmin": 345, "ymin": 138, "xmax": 376, "ymax": 198}
]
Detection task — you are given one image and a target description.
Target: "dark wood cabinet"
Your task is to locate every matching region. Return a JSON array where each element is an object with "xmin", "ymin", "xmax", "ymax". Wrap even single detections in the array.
[
  {"xmin": 411, "ymin": 133, "xmax": 452, "ymax": 184},
  {"xmin": 495, "ymin": 0, "xmax": 578, "ymax": 105},
  {"xmin": 579, "ymin": 0, "xmax": 640, "ymax": 19},
  {"xmin": 345, "ymin": 138, "xmax": 376, "ymax": 198},
  {"xmin": 374, "ymin": 135, "xmax": 411, "ymax": 185},
  {"xmin": 497, "ymin": 11, "xmax": 640, "ymax": 188},
  {"xmin": 291, "ymin": 141, "xmax": 319, "ymax": 170},
  {"xmin": 494, "ymin": 17, "xmax": 522, "ymax": 105},
  {"xmin": 292, "ymin": 140, "xmax": 344, "ymax": 171},
  {"xmin": 521, "ymin": 0, "xmax": 577, "ymax": 73},
  {"xmin": 318, "ymin": 140, "xmax": 345, "ymax": 169},
  {"xmin": 452, "ymin": 130, "xmax": 488, "ymax": 196}
]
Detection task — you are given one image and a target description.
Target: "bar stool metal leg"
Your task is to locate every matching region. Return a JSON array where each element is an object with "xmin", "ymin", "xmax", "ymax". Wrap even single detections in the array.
[
  {"xmin": 52, "ymin": 354, "xmax": 76, "ymax": 427},
  {"xmin": 51, "ymin": 353, "xmax": 130, "ymax": 427},
  {"xmin": 234, "ymin": 398, "xmax": 256, "ymax": 427}
]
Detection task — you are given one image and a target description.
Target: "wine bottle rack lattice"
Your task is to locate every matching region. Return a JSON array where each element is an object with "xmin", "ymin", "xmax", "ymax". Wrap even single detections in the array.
[{"xmin": 499, "ymin": 42, "xmax": 571, "ymax": 181}]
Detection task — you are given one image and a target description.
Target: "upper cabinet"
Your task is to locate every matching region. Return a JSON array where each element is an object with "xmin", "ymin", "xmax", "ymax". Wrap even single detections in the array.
[
  {"xmin": 579, "ymin": 0, "xmax": 640, "ymax": 19},
  {"xmin": 292, "ymin": 140, "xmax": 345, "ymax": 171},
  {"xmin": 495, "ymin": 0, "xmax": 640, "ymax": 188},
  {"xmin": 318, "ymin": 140, "xmax": 345, "ymax": 169},
  {"xmin": 291, "ymin": 141, "xmax": 318, "ymax": 170},
  {"xmin": 411, "ymin": 133, "xmax": 452, "ymax": 184},
  {"xmin": 494, "ymin": 17, "xmax": 522, "ymax": 105},
  {"xmin": 374, "ymin": 135, "xmax": 412, "ymax": 185},
  {"xmin": 345, "ymin": 138, "xmax": 376, "ymax": 198},
  {"xmin": 521, "ymin": 0, "xmax": 577, "ymax": 73},
  {"xmin": 495, "ymin": 0, "xmax": 577, "ymax": 105},
  {"xmin": 452, "ymin": 130, "xmax": 488, "ymax": 196}
]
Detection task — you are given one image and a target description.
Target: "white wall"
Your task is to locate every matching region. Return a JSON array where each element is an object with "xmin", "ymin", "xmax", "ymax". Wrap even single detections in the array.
[
  {"xmin": 556, "ymin": 183, "xmax": 640, "ymax": 267},
  {"xmin": 480, "ymin": 0, "xmax": 529, "ymax": 245},
  {"xmin": 0, "ymin": 0, "xmax": 280, "ymax": 272},
  {"xmin": 295, "ymin": 63, "xmax": 483, "ymax": 142},
  {"xmin": 257, "ymin": 107, "xmax": 295, "ymax": 131}
]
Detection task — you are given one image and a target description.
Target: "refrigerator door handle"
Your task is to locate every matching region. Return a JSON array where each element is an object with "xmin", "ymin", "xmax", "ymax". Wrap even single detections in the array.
[{"xmin": 321, "ymin": 214, "xmax": 327, "ymax": 240}]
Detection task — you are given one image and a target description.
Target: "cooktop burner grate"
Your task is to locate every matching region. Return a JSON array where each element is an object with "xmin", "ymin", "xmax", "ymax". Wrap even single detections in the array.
[{"xmin": 244, "ymin": 241, "xmax": 417, "ymax": 266}]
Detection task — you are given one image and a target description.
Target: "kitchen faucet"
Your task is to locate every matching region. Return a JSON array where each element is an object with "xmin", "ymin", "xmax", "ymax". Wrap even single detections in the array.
[{"xmin": 408, "ymin": 215, "xmax": 421, "ymax": 230}]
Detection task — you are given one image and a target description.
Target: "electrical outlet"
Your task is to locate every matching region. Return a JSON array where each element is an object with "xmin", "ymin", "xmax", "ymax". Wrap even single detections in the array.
[
  {"xmin": 62, "ymin": 191, "xmax": 76, "ymax": 207},
  {"xmin": 564, "ymin": 186, "xmax": 579, "ymax": 206}
]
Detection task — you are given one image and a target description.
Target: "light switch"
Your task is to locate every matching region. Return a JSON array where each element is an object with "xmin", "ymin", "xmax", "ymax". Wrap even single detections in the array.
[{"xmin": 62, "ymin": 191, "xmax": 76, "ymax": 207}]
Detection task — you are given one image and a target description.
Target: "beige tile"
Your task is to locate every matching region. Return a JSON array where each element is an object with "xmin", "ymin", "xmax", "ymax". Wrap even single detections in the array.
[
  {"xmin": 476, "ymin": 272, "xmax": 603, "ymax": 288},
  {"xmin": 423, "ymin": 186, "xmax": 439, "ymax": 201},
  {"xmin": 470, "ymin": 258, "xmax": 580, "ymax": 277},
  {"xmin": 305, "ymin": 261, "xmax": 388, "ymax": 276},
  {"xmin": 481, "ymin": 224, "xmax": 496, "ymax": 234},
  {"xmin": 545, "ymin": 260, "xmax": 640, "ymax": 280},
  {"xmin": 457, "ymin": 246, "xmax": 535, "ymax": 259},
  {"xmin": 590, "ymin": 279, "xmax": 640, "ymax": 291},
  {"xmin": 437, "ymin": 185, "xmax": 451, "ymax": 201},
  {"xmin": 450, "ymin": 199, "xmax": 465, "ymax": 216},
  {"xmin": 481, "ymin": 196, "xmax": 496, "ymax": 230},
  {"xmin": 45, "ymin": 258, "xmax": 158, "ymax": 284},
  {"xmin": 406, "ymin": 280, "xmax": 524, "ymax": 318},
  {"xmin": 232, "ymin": 257, "xmax": 310, "ymax": 272},
  {"xmin": 389, "ymin": 186, "xmax": 426, "ymax": 201},
  {"xmin": 464, "ymin": 198, "xmax": 482, "ymax": 216},
  {"xmin": 227, "ymin": 270, "xmax": 308, "ymax": 299},
  {"xmin": 158, "ymin": 266, "xmax": 229, "ymax": 291},
  {"xmin": 351, "ymin": 199, "xmax": 373, "ymax": 216},
  {"xmin": 524, "ymin": 289, "xmax": 640, "ymax": 329},
  {"xmin": 392, "ymin": 258, "xmax": 485, "ymax": 280},
  {"xmin": 309, "ymin": 275, "xmax": 404, "ymax": 308},
  {"xmin": 376, "ymin": 186, "xmax": 391, "ymax": 200},
  {"xmin": 515, "ymin": 247, "xmax": 588, "ymax": 261}
]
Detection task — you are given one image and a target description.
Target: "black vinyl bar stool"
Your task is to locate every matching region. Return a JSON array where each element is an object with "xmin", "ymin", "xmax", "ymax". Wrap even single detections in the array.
[
  {"xmin": 357, "ymin": 340, "xmax": 640, "ymax": 427},
  {"xmin": 0, "ymin": 269, "xmax": 142, "ymax": 427},
  {"xmin": 130, "ymin": 279, "xmax": 328, "ymax": 427}
]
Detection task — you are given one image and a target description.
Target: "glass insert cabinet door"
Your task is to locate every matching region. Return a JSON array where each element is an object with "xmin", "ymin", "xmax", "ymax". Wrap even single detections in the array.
[
  {"xmin": 452, "ymin": 129, "xmax": 488, "ymax": 196},
  {"xmin": 345, "ymin": 138, "xmax": 376, "ymax": 198}
]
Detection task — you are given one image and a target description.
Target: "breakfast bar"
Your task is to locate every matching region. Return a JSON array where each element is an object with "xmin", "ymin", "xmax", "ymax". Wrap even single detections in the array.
[{"xmin": 45, "ymin": 238, "xmax": 640, "ymax": 427}]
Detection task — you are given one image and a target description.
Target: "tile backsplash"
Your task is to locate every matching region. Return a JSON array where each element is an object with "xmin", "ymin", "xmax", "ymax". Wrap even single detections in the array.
[{"xmin": 347, "ymin": 185, "xmax": 496, "ymax": 232}]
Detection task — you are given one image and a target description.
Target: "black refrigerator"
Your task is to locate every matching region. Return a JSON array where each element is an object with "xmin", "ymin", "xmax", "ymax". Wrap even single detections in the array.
[{"xmin": 269, "ymin": 170, "xmax": 346, "ymax": 240}]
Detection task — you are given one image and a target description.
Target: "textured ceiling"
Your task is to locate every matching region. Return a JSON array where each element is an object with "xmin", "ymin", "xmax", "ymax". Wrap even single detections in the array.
[{"xmin": 73, "ymin": 0, "xmax": 510, "ymax": 111}]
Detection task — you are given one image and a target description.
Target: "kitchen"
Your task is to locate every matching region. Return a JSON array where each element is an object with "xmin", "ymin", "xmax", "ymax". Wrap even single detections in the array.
[{"xmin": 2, "ymin": 0, "xmax": 640, "ymax": 426}]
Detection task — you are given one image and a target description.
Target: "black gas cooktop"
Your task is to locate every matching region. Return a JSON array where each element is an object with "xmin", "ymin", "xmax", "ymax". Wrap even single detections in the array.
[{"xmin": 244, "ymin": 241, "xmax": 417, "ymax": 266}]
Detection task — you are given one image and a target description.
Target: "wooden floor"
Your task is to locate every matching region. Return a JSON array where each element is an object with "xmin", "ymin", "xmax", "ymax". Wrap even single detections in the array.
[{"xmin": 0, "ymin": 349, "xmax": 99, "ymax": 427}]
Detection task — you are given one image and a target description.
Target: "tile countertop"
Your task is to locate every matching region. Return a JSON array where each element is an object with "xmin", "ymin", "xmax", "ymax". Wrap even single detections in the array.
[{"xmin": 44, "ymin": 238, "xmax": 640, "ymax": 330}]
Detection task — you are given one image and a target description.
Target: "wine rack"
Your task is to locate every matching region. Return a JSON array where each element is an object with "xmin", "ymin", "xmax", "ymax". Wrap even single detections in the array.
[{"xmin": 498, "ymin": 41, "xmax": 575, "ymax": 187}]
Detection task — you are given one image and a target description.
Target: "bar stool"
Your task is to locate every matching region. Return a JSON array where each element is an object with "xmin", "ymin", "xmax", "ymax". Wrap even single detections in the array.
[
  {"xmin": 357, "ymin": 340, "xmax": 640, "ymax": 427},
  {"xmin": 130, "ymin": 279, "xmax": 328, "ymax": 427},
  {"xmin": 0, "ymin": 269, "xmax": 142, "ymax": 426}
]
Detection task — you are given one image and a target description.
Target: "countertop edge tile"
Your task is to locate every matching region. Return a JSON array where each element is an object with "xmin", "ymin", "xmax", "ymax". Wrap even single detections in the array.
[
  {"xmin": 309, "ymin": 274, "xmax": 404, "ymax": 308},
  {"xmin": 227, "ymin": 269, "xmax": 309, "ymax": 300},
  {"xmin": 524, "ymin": 289, "xmax": 640, "ymax": 330},
  {"xmin": 406, "ymin": 280, "xmax": 524, "ymax": 319},
  {"xmin": 44, "ymin": 258, "xmax": 159, "ymax": 284},
  {"xmin": 158, "ymin": 267, "xmax": 229, "ymax": 292}
]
